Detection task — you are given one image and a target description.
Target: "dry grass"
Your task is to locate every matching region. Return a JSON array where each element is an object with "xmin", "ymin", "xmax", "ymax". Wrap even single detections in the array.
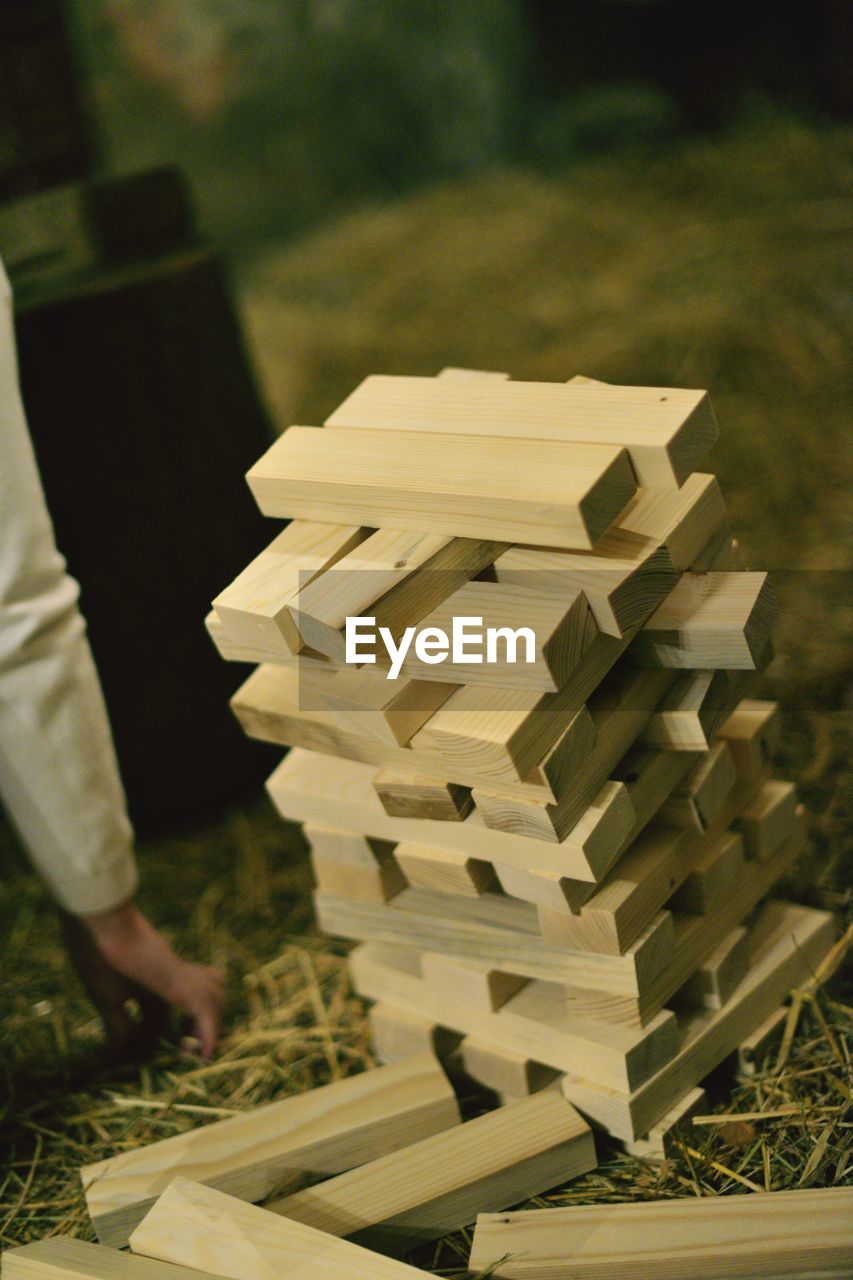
[{"xmin": 1, "ymin": 115, "xmax": 851, "ymax": 1270}]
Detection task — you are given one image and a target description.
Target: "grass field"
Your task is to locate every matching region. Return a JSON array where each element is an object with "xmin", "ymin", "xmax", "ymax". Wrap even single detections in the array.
[{"xmin": 0, "ymin": 115, "xmax": 849, "ymax": 1266}]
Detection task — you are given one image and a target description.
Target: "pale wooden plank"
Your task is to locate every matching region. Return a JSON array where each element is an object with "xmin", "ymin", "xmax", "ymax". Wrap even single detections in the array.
[
  {"xmin": 676, "ymin": 925, "xmax": 750, "ymax": 1011},
  {"xmin": 393, "ymin": 842, "xmax": 498, "ymax": 897},
  {"xmin": 717, "ymin": 698, "xmax": 781, "ymax": 775},
  {"xmin": 80, "ymin": 1053, "xmax": 458, "ymax": 1248},
  {"xmin": 623, "ymin": 1086, "xmax": 707, "ymax": 1161},
  {"xmin": 320, "ymin": 671, "xmax": 457, "ymax": 747},
  {"xmin": 460, "ymin": 1038, "xmax": 560, "ymax": 1096},
  {"xmin": 247, "ymin": 426, "xmax": 637, "ymax": 550},
  {"xmin": 212, "ymin": 521, "xmax": 367, "ymax": 656},
  {"xmin": 368, "ymin": 1003, "xmax": 462, "ymax": 1065},
  {"xmin": 420, "ymin": 953, "xmax": 527, "ymax": 1012},
  {"xmin": 561, "ymin": 900, "xmax": 836, "ymax": 1139},
  {"xmin": 616, "ymin": 473, "xmax": 728, "ymax": 569},
  {"xmin": 302, "ymin": 824, "xmax": 394, "ymax": 869},
  {"xmin": 129, "ymin": 1178, "xmax": 426, "ymax": 1280},
  {"xmin": 373, "ymin": 769, "xmax": 473, "ymax": 821},
  {"xmin": 325, "ymin": 375, "xmax": 718, "ymax": 488},
  {"xmin": 2, "ymin": 1238, "xmax": 216, "ymax": 1280},
  {"xmin": 204, "ymin": 608, "xmax": 334, "ymax": 668},
  {"xmin": 310, "ymin": 847, "xmax": 405, "ymax": 904},
  {"xmin": 267, "ymin": 1093, "xmax": 595, "ymax": 1251},
  {"xmin": 642, "ymin": 667, "xmax": 762, "ymax": 751},
  {"xmin": 631, "ymin": 572, "xmax": 777, "ymax": 669},
  {"xmin": 469, "ymin": 1186, "xmax": 853, "ymax": 1278}
]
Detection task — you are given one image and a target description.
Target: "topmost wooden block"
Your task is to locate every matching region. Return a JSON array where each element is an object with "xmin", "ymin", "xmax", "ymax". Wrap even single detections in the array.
[{"xmin": 326, "ymin": 375, "xmax": 718, "ymax": 488}]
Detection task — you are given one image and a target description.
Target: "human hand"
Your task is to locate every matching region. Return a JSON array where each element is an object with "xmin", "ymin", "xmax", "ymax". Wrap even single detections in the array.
[{"xmin": 62, "ymin": 900, "xmax": 225, "ymax": 1058}]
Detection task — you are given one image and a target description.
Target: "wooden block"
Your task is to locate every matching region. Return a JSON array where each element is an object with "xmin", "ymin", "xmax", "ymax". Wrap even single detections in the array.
[
  {"xmin": 623, "ymin": 1086, "xmax": 707, "ymax": 1160},
  {"xmin": 2, "ymin": 1238, "xmax": 218, "ymax": 1280},
  {"xmin": 539, "ymin": 899, "xmax": 675, "ymax": 963},
  {"xmin": 474, "ymin": 669, "xmax": 675, "ymax": 842},
  {"xmin": 80, "ymin": 1052, "xmax": 458, "ymax": 1248},
  {"xmin": 268, "ymin": 750, "xmax": 646, "ymax": 883},
  {"xmin": 205, "ymin": 608, "xmax": 335, "ymax": 668},
  {"xmin": 560, "ymin": 812, "xmax": 807, "ymax": 1027},
  {"xmin": 616, "ymin": 473, "xmax": 728, "ymax": 570},
  {"xmin": 717, "ymin": 698, "xmax": 781, "ymax": 775},
  {"xmin": 350, "ymin": 941, "xmax": 680, "ymax": 1092},
  {"xmin": 373, "ymin": 769, "xmax": 473, "ymax": 821},
  {"xmin": 212, "ymin": 520, "xmax": 368, "ymax": 657},
  {"xmin": 676, "ymin": 925, "xmax": 750, "ymax": 1011},
  {"xmin": 737, "ymin": 1003, "xmax": 788, "ymax": 1075},
  {"xmin": 247, "ymin": 426, "xmax": 638, "ymax": 550},
  {"xmin": 287, "ymin": 526, "xmax": 506, "ymax": 661},
  {"xmin": 612, "ymin": 743, "xmax": 702, "ymax": 829},
  {"xmin": 642, "ymin": 668, "xmax": 761, "ymax": 750},
  {"xmin": 397, "ymin": 579, "xmax": 600, "ymax": 691},
  {"xmin": 669, "ymin": 830, "xmax": 745, "ymax": 915},
  {"xmin": 319, "ymin": 669, "xmax": 458, "ymax": 747},
  {"xmin": 658, "ymin": 740, "xmax": 738, "ymax": 831},
  {"xmin": 326, "ymin": 375, "xmax": 718, "ymax": 488},
  {"xmin": 561, "ymin": 900, "xmax": 836, "ymax": 1141},
  {"xmin": 469, "ymin": 1185, "xmax": 853, "ymax": 1278},
  {"xmin": 369, "ymin": 1003, "xmax": 462, "ymax": 1065},
  {"xmin": 493, "ymin": 781, "xmax": 637, "ymax": 911},
  {"xmin": 437, "ymin": 366, "xmax": 510, "ymax": 380},
  {"xmin": 310, "ymin": 848, "xmax": 405, "ymax": 904},
  {"xmin": 461, "ymin": 1038, "xmax": 560, "ymax": 1096},
  {"xmin": 129, "ymin": 1178, "xmax": 426, "ymax": 1280},
  {"xmin": 734, "ymin": 778, "xmax": 798, "ymax": 859},
  {"xmin": 393, "ymin": 842, "xmax": 498, "ymax": 896},
  {"xmin": 267, "ymin": 1092, "xmax": 597, "ymax": 1253},
  {"xmin": 421, "ymin": 953, "xmax": 528, "ymax": 1012},
  {"xmin": 631, "ymin": 572, "xmax": 777, "ymax": 669},
  {"xmin": 302, "ymin": 824, "xmax": 392, "ymax": 868},
  {"xmin": 493, "ymin": 534, "xmax": 677, "ymax": 639}
]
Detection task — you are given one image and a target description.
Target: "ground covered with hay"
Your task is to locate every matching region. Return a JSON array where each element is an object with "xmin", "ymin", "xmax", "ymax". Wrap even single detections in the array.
[{"xmin": 1, "ymin": 116, "xmax": 850, "ymax": 1269}]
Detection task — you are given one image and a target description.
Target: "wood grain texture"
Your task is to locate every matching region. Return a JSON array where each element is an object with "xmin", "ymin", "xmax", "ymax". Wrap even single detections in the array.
[
  {"xmin": 267, "ymin": 750, "xmax": 635, "ymax": 883},
  {"xmin": 561, "ymin": 900, "xmax": 836, "ymax": 1140},
  {"xmin": 469, "ymin": 1186, "xmax": 853, "ymax": 1278},
  {"xmin": 247, "ymin": 426, "xmax": 637, "ymax": 550},
  {"xmin": 631, "ymin": 572, "xmax": 777, "ymax": 669},
  {"xmin": 205, "ymin": 608, "xmax": 334, "ymax": 668},
  {"xmin": 350, "ymin": 942, "xmax": 680, "ymax": 1091},
  {"xmin": 129, "ymin": 1178, "xmax": 427, "ymax": 1280},
  {"xmin": 81, "ymin": 1053, "xmax": 458, "ymax": 1248},
  {"xmin": 267, "ymin": 1092, "xmax": 596, "ymax": 1252},
  {"xmin": 1, "ymin": 1238, "xmax": 216, "ymax": 1280},
  {"xmin": 325, "ymin": 375, "xmax": 718, "ymax": 488},
  {"xmin": 373, "ymin": 769, "xmax": 473, "ymax": 821},
  {"xmin": 212, "ymin": 520, "xmax": 367, "ymax": 656}
]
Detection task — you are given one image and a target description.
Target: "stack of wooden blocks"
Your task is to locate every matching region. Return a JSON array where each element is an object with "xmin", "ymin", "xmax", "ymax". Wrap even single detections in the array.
[{"xmin": 208, "ymin": 368, "xmax": 834, "ymax": 1157}]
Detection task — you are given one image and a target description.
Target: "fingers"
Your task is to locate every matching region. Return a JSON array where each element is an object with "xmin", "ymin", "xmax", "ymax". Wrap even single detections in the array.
[{"xmin": 180, "ymin": 965, "xmax": 227, "ymax": 1058}]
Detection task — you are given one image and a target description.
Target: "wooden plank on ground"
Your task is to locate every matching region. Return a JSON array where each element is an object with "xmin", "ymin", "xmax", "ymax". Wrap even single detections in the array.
[
  {"xmin": 212, "ymin": 521, "xmax": 368, "ymax": 657},
  {"xmin": 561, "ymin": 900, "xmax": 836, "ymax": 1140},
  {"xmin": 2, "ymin": 1238, "xmax": 217, "ymax": 1280},
  {"xmin": 267, "ymin": 1092, "xmax": 596, "ymax": 1252},
  {"xmin": 631, "ymin": 572, "xmax": 777, "ymax": 670},
  {"xmin": 469, "ymin": 1185, "xmax": 853, "ymax": 1278},
  {"xmin": 129, "ymin": 1178, "xmax": 427, "ymax": 1280},
  {"xmin": 325, "ymin": 375, "xmax": 718, "ymax": 488},
  {"xmin": 80, "ymin": 1053, "xmax": 458, "ymax": 1248},
  {"xmin": 374, "ymin": 769, "xmax": 473, "ymax": 821},
  {"xmin": 247, "ymin": 426, "xmax": 638, "ymax": 550}
]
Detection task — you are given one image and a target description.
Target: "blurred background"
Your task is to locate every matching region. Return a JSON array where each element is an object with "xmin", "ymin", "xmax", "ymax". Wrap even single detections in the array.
[{"xmin": 0, "ymin": 0, "xmax": 850, "ymax": 1210}]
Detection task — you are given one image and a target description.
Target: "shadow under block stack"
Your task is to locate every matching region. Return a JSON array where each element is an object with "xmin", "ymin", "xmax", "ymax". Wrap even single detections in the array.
[{"xmin": 212, "ymin": 368, "xmax": 837, "ymax": 1156}]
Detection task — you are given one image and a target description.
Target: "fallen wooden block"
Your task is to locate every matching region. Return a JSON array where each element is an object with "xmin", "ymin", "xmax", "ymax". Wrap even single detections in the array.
[
  {"xmin": 421, "ymin": 952, "xmax": 527, "ymax": 1011},
  {"xmin": 80, "ymin": 1052, "xmax": 458, "ymax": 1248},
  {"xmin": 369, "ymin": 1003, "xmax": 462, "ymax": 1065},
  {"xmin": 623, "ymin": 1085, "xmax": 707, "ymax": 1161},
  {"xmin": 350, "ymin": 941, "xmax": 680, "ymax": 1092},
  {"xmin": 561, "ymin": 899, "xmax": 836, "ymax": 1139},
  {"xmin": 669, "ymin": 830, "xmax": 745, "ymax": 915},
  {"xmin": 373, "ymin": 768, "xmax": 473, "ymax": 821},
  {"xmin": 632, "ymin": 572, "xmax": 777, "ymax": 670},
  {"xmin": 659, "ymin": 740, "xmax": 738, "ymax": 832},
  {"xmin": 129, "ymin": 1178, "xmax": 427, "ymax": 1280},
  {"xmin": 737, "ymin": 1003, "xmax": 788, "ymax": 1075},
  {"xmin": 469, "ymin": 1186, "xmax": 853, "ymax": 1278},
  {"xmin": 320, "ymin": 670, "xmax": 458, "ymax": 747},
  {"xmin": 247, "ymin": 426, "xmax": 638, "ymax": 550},
  {"xmin": 397, "ymin": 578, "xmax": 600, "ymax": 691},
  {"xmin": 493, "ymin": 532, "xmax": 677, "ymax": 639},
  {"xmin": 676, "ymin": 925, "xmax": 749, "ymax": 1011},
  {"xmin": 460, "ymin": 1037, "xmax": 560, "ymax": 1097},
  {"xmin": 267, "ymin": 1092, "xmax": 596, "ymax": 1253},
  {"xmin": 393, "ymin": 841, "xmax": 498, "ymax": 896},
  {"xmin": 287, "ymin": 526, "xmax": 505, "ymax": 661},
  {"xmin": 734, "ymin": 778, "xmax": 798, "ymax": 859},
  {"xmin": 325, "ymin": 374, "xmax": 718, "ymax": 488},
  {"xmin": 718, "ymin": 697, "xmax": 781, "ymax": 775},
  {"xmin": 2, "ymin": 1238, "xmax": 217, "ymax": 1279},
  {"xmin": 212, "ymin": 520, "xmax": 368, "ymax": 657}
]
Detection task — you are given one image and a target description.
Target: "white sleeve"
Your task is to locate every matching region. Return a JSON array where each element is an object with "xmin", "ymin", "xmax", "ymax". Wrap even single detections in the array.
[{"xmin": 0, "ymin": 258, "xmax": 138, "ymax": 914}]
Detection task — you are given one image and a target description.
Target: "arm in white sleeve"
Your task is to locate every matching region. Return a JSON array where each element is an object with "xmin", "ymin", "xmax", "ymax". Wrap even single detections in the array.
[{"xmin": 0, "ymin": 258, "xmax": 138, "ymax": 915}]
